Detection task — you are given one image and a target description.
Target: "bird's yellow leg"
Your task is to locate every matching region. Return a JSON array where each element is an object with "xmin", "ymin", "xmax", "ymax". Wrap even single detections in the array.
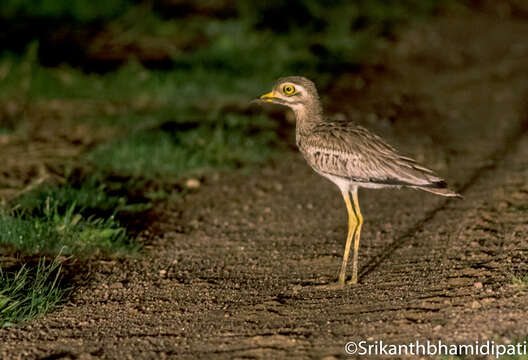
[
  {"xmin": 348, "ymin": 187, "xmax": 363, "ymax": 285},
  {"xmin": 338, "ymin": 190, "xmax": 358, "ymax": 286}
]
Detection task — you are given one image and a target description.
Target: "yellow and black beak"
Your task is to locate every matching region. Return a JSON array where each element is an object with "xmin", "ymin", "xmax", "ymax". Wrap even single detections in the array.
[
  {"xmin": 259, "ymin": 91, "xmax": 277, "ymax": 103},
  {"xmin": 251, "ymin": 89, "xmax": 285, "ymax": 106}
]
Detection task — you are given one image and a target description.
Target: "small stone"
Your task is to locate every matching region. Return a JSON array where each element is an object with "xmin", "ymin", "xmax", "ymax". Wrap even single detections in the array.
[
  {"xmin": 474, "ymin": 282, "xmax": 483, "ymax": 289},
  {"xmin": 159, "ymin": 269, "xmax": 167, "ymax": 278},
  {"xmin": 185, "ymin": 178, "xmax": 200, "ymax": 189},
  {"xmin": 471, "ymin": 300, "xmax": 481, "ymax": 309}
]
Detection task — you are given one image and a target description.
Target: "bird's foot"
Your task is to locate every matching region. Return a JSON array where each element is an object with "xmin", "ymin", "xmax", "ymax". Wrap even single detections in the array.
[{"xmin": 347, "ymin": 274, "xmax": 358, "ymax": 285}]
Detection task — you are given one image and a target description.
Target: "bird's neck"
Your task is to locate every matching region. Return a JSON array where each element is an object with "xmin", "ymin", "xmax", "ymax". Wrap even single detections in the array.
[{"xmin": 293, "ymin": 101, "xmax": 324, "ymax": 137}]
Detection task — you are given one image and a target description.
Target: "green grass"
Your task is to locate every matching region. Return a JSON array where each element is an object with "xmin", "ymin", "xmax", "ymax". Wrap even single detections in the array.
[
  {"xmin": 16, "ymin": 178, "xmax": 150, "ymax": 218},
  {"xmin": 0, "ymin": 1, "xmax": 449, "ymax": 102},
  {"xmin": 0, "ymin": 178, "xmax": 149, "ymax": 326},
  {"xmin": 0, "ymin": 50, "xmax": 270, "ymax": 116},
  {"xmin": 0, "ymin": 0, "xmax": 133, "ymax": 22},
  {"xmin": 1, "ymin": 178, "xmax": 147, "ymax": 256},
  {"xmin": 513, "ymin": 273, "xmax": 528, "ymax": 289},
  {"xmin": 87, "ymin": 113, "xmax": 278, "ymax": 177},
  {"xmin": 0, "ymin": 204, "xmax": 134, "ymax": 257},
  {"xmin": 0, "ymin": 257, "xmax": 66, "ymax": 327},
  {"xmin": 0, "ymin": 179, "xmax": 150, "ymax": 257}
]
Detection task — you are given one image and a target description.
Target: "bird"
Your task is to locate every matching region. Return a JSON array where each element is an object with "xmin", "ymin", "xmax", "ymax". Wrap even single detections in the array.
[{"xmin": 253, "ymin": 76, "xmax": 461, "ymax": 287}]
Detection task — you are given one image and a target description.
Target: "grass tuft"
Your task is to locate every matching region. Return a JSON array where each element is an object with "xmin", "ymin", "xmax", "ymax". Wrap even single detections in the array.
[
  {"xmin": 2, "ymin": 178, "xmax": 147, "ymax": 257},
  {"xmin": 87, "ymin": 113, "xmax": 279, "ymax": 178},
  {"xmin": 0, "ymin": 257, "xmax": 67, "ymax": 327},
  {"xmin": 513, "ymin": 274, "xmax": 528, "ymax": 289},
  {"xmin": 0, "ymin": 204, "xmax": 134, "ymax": 257},
  {"xmin": 15, "ymin": 178, "xmax": 150, "ymax": 219}
]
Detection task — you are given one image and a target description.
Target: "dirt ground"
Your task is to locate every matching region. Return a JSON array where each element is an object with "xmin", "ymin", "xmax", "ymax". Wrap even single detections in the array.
[{"xmin": 2, "ymin": 5, "xmax": 528, "ymax": 360}]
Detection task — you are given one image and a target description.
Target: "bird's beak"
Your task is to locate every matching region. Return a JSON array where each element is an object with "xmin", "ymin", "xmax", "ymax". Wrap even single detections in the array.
[
  {"xmin": 251, "ymin": 90, "xmax": 283, "ymax": 106},
  {"xmin": 259, "ymin": 91, "xmax": 276, "ymax": 103}
]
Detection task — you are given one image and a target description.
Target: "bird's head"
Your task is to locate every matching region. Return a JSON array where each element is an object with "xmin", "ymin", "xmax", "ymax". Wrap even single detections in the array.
[{"xmin": 254, "ymin": 76, "xmax": 321, "ymax": 114}]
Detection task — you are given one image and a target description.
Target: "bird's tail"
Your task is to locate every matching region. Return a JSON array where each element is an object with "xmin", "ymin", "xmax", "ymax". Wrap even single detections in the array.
[
  {"xmin": 412, "ymin": 182, "xmax": 462, "ymax": 198},
  {"xmin": 390, "ymin": 155, "xmax": 462, "ymax": 198}
]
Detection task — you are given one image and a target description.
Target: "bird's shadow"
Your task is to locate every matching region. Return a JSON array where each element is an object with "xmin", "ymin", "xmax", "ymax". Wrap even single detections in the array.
[{"xmin": 358, "ymin": 201, "xmax": 448, "ymax": 281}]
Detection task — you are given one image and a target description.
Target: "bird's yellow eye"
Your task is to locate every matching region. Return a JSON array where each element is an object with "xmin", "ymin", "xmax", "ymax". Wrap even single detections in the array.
[{"xmin": 282, "ymin": 84, "xmax": 296, "ymax": 96}]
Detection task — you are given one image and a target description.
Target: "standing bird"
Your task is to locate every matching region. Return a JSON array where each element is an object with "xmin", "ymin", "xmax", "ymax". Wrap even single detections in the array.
[{"xmin": 254, "ymin": 76, "xmax": 460, "ymax": 287}]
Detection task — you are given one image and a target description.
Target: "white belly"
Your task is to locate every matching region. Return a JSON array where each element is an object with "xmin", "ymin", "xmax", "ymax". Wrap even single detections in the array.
[{"xmin": 315, "ymin": 169, "xmax": 400, "ymax": 192}]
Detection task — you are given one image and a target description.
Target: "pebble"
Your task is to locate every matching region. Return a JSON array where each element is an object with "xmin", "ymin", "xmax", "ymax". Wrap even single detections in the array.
[{"xmin": 185, "ymin": 178, "xmax": 200, "ymax": 189}]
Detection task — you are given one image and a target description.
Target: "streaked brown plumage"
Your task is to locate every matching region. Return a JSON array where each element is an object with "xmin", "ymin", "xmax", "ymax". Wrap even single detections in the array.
[
  {"xmin": 254, "ymin": 76, "xmax": 460, "ymax": 287},
  {"xmin": 300, "ymin": 122, "xmax": 456, "ymax": 196}
]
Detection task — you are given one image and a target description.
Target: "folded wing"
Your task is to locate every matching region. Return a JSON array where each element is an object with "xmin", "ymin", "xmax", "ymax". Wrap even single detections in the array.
[{"xmin": 300, "ymin": 123, "xmax": 448, "ymax": 189}]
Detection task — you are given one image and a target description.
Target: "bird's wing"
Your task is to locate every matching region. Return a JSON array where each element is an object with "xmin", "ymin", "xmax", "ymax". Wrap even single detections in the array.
[{"xmin": 300, "ymin": 123, "xmax": 445, "ymax": 187}]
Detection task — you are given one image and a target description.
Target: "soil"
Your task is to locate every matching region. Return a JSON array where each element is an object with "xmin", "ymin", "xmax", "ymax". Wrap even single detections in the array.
[{"xmin": 2, "ymin": 4, "xmax": 528, "ymax": 360}]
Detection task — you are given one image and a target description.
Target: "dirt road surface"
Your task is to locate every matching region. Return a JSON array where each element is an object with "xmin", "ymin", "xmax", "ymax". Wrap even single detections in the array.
[{"xmin": 2, "ymin": 5, "xmax": 528, "ymax": 360}]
